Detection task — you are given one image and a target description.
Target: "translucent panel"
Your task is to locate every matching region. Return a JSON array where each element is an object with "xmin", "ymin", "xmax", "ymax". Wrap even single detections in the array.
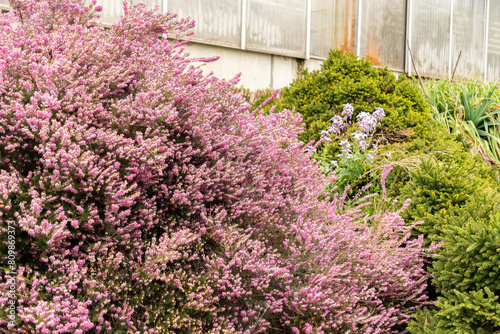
[
  {"xmin": 311, "ymin": 0, "xmax": 357, "ymax": 58},
  {"xmin": 168, "ymin": 0, "xmax": 242, "ymax": 47},
  {"xmin": 358, "ymin": 0, "xmax": 405, "ymax": 70},
  {"xmin": 411, "ymin": 0, "xmax": 451, "ymax": 77},
  {"xmin": 487, "ymin": 0, "xmax": 500, "ymax": 81},
  {"xmin": 451, "ymin": 0, "xmax": 486, "ymax": 79},
  {"xmin": 246, "ymin": 0, "xmax": 307, "ymax": 57},
  {"xmin": 0, "ymin": 0, "xmax": 9, "ymax": 9},
  {"xmin": 97, "ymin": 0, "xmax": 126, "ymax": 23},
  {"xmin": 133, "ymin": 0, "xmax": 161, "ymax": 11},
  {"xmin": 97, "ymin": 0, "xmax": 160, "ymax": 24}
]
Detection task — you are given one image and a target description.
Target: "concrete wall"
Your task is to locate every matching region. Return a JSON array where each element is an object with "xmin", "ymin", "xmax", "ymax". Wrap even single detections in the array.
[
  {"xmin": 184, "ymin": 42, "xmax": 324, "ymax": 91},
  {"xmin": 0, "ymin": 1, "xmax": 324, "ymax": 91}
]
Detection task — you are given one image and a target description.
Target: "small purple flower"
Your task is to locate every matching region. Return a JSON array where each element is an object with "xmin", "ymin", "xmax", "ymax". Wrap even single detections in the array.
[
  {"xmin": 342, "ymin": 103, "xmax": 354, "ymax": 120},
  {"xmin": 330, "ymin": 115, "xmax": 344, "ymax": 134},
  {"xmin": 305, "ymin": 145, "xmax": 317, "ymax": 153},
  {"xmin": 320, "ymin": 130, "xmax": 332, "ymax": 141},
  {"xmin": 356, "ymin": 112, "xmax": 378, "ymax": 133},
  {"xmin": 339, "ymin": 139, "xmax": 351, "ymax": 151},
  {"xmin": 358, "ymin": 140, "xmax": 367, "ymax": 152},
  {"xmin": 352, "ymin": 131, "xmax": 367, "ymax": 142},
  {"xmin": 328, "ymin": 125, "xmax": 340, "ymax": 135},
  {"xmin": 373, "ymin": 107, "xmax": 385, "ymax": 121}
]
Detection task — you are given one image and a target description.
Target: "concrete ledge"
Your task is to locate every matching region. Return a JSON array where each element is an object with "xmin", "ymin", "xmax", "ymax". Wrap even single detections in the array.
[{"xmin": 184, "ymin": 42, "xmax": 324, "ymax": 90}]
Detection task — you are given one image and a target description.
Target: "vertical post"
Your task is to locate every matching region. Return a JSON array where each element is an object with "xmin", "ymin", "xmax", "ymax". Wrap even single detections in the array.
[
  {"xmin": 356, "ymin": 0, "xmax": 362, "ymax": 57},
  {"xmin": 448, "ymin": 0, "xmax": 454, "ymax": 78},
  {"xmin": 161, "ymin": 0, "xmax": 168, "ymax": 41},
  {"xmin": 241, "ymin": 0, "xmax": 247, "ymax": 50},
  {"xmin": 306, "ymin": 0, "xmax": 311, "ymax": 59},
  {"xmin": 484, "ymin": 0, "xmax": 490, "ymax": 81},
  {"xmin": 406, "ymin": 0, "xmax": 413, "ymax": 76}
]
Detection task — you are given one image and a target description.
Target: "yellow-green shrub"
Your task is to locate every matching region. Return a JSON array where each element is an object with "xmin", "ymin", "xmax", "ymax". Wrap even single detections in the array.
[{"xmin": 280, "ymin": 50, "xmax": 431, "ymax": 144}]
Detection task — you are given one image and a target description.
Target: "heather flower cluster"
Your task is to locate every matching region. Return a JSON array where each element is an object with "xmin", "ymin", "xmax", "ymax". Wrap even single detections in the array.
[{"xmin": 1, "ymin": 1, "xmax": 429, "ymax": 333}]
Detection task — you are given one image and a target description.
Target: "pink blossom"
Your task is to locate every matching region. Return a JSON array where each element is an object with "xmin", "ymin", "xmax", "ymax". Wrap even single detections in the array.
[{"xmin": 0, "ymin": 1, "xmax": 431, "ymax": 333}]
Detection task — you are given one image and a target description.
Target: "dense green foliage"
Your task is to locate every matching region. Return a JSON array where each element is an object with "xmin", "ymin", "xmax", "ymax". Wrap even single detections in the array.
[
  {"xmin": 400, "ymin": 148, "xmax": 500, "ymax": 333},
  {"xmin": 382, "ymin": 80, "xmax": 500, "ymax": 333},
  {"xmin": 387, "ymin": 90, "xmax": 500, "ymax": 332},
  {"xmin": 280, "ymin": 50, "xmax": 431, "ymax": 145},
  {"xmin": 407, "ymin": 194, "xmax": 500, "ymax": 333}
]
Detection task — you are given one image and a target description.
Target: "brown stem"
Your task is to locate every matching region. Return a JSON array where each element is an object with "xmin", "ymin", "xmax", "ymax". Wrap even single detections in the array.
[
  {"xmin": 451, "ymin": 50, "xmax": 462, "ymax": 81},
  {"xmin": 406, "ymin": 39, "xmax": 426, "ymax": 96}
]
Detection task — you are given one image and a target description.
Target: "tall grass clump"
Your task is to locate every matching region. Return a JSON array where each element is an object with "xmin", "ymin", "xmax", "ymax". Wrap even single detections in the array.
[
  {"xmin": 424, "ymin": 78, "xmax": 500, "ymax": 165},
  {"xmin": 0, "ymin": 1, "xmax": 433, "ymax": 333}
]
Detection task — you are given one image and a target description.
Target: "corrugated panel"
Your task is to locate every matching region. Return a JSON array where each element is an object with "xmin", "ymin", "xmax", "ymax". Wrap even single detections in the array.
[
  {"xmin": 246, "ymin": 0, "xmax": 307, "ymax": 57},
  {"xmin": 411, "ymin": 0, "xmax": 451, "ymax": 77},
  {"xmin": 168, "ymin": 0, "xmax": 242, "ymax": 47},
  {"xmin": 487, "ymin": 0, "xmax": 500, "ymax": 81},
  {"xmin": 0, "ymin": 0, "xmax": 9, "ymax": 9},
  {"xmin": 358, "ymin": 0, "xmax": 405, "ymax": 71},
  {"xmin": 310, "ymin": 0, "xmax": 357, "ymax": 58},
  {"xmin": 96, "ymin": 0, "xmax": 126, "ymax": 23},
  {"xmin": 133, "ymin": 0, "xmax": 161, "ymax": 11},
  {"xmin": 451, "ymin": 0, "xmax": 486, "ymax": 78}
]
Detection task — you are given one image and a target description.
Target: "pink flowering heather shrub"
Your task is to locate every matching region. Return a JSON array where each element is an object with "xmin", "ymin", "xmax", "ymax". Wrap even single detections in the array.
[{"xmin": 1, "ymin": 1, "xmax": 430, "ymax": 332}]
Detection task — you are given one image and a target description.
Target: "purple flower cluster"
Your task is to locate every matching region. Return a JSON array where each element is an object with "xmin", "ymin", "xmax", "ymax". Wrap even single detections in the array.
[
  {"xmin": 321, "ymin": 104, "xmax": 384, "ymax": 150},
  {"xmin": 320, "ymin": 104, "xmax": 354, "ymax": 141},
  {"xmin": 342, "ymin": 102, "xmax": 354, "ymax": 119},
  {"xmin": 354, "ymin": 109, "xmax": 383, "ymax": 155},
  {"xmin": 323, "ymin": 104, "xmax": 384, "ymax": 168},
  {"xmin": 0, "ymin": 1, "xmax": 429, "ymax": 333},
  {"xmin": 356, "ymin": 110, "xmax": 383, "ymax": 133}
]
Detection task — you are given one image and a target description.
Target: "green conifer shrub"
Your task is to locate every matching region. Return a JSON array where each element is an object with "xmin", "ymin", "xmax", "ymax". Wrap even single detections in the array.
[
  {"xmin": 408, "ymin": 194, "xmax": 500, "ymax": 333},
  {"xmin": 386, "ymin": 105, "xmax": 500, "ymax": 332},
  {"xmin": 400, "ymin": 159, "xmax": 482, "ymax": 222},
  {"xmin": 409, "ymin": 288, "xmax": 500, "ymax": 334},
  {"xmin": 279, "ymin": 50, "xmax": 431, "ymax": 145}
]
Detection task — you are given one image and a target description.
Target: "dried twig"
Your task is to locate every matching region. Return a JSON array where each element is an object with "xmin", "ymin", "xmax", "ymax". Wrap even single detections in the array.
[
  {"xmin": 451, "ymin": 50, "xmax": 462, "ymax": 81},
  {"xmin": 407, "ymin": 39, "xmax": 426, "ymax": 96}
]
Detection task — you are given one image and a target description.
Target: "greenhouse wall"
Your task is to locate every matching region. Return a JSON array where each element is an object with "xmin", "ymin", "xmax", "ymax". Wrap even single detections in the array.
[
  {"xmin": 0, "ymin": 0, "xmax": 9, "ymax": 10},
  {"xmin": 3, "ymin": 0, "xmax": 500, "ymax": 88}
]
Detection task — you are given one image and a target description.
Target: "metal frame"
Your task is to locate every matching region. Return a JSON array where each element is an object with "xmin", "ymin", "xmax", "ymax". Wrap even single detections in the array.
[
  {"xmin": 448, "ymin": 0, "xmax": 454, "ymax": 78},
  {"xmin": 306, "ymin": 0, "xmax": 311, "ymax": 59},
  {"xmin": 484, "ymin": 0, "xmax": 491, "ymax": 81},
  {"xmin": 5, "ymin": 0, "xmax": 500, "ymax": 79},
  {"xmin": 406, "ymin": 0, "xmax": 413, "ymax": 76},
  {"xmin": 241, "ymin": 0, "xmax": 247, "ymax": 50},
  {"xmin": 356, "ymin": 0, "xmax": 362, "ymax": 57}
]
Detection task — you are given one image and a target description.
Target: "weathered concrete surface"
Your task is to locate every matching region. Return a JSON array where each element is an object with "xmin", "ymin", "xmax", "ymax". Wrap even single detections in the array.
[{"xmin": 184, "ymin": 42, "xmax": 323, "ymax": 90}]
